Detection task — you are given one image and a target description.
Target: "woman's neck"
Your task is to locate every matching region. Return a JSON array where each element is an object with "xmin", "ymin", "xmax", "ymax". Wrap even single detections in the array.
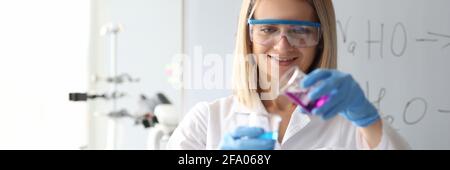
[{"xmin": 262, "ymin": 96, "xmax": 295, "ymax": 115}]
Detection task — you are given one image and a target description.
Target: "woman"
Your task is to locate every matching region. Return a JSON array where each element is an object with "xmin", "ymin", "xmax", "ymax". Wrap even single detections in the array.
[{"xmin": 167, "ymin": 0, "xmax": 410, "ymax": 150}]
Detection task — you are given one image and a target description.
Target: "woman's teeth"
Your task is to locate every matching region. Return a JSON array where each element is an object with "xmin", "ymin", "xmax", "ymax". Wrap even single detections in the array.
[{"xmin": 269, "ymin": 55, "xmax": 298, "ymax": 63}]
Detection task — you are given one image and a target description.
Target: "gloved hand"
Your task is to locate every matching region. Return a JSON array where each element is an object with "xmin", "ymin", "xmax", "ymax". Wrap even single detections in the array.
[
  {"xmin": 220, "ymin": 126, "xmax": 275, "ymax": 150},
  {"xmin": 301, "ymin": 69, "xmax": 380, "ymax": 127}
]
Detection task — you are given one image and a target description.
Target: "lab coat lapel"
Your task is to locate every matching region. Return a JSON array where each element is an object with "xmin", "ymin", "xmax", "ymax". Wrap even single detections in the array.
[{"xmin": 281, "ymin": 106, "xmax": 311, "ymax": 144}]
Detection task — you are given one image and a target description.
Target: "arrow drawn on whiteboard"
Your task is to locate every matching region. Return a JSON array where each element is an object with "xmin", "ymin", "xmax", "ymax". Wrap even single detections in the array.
[
  {"xmin": 416, "ymin": 38, "xmax": 438, "ymax": 42},
  {"xmin": 438, "ymin": 109, "xmax": 450, "ymax": 114},
  {"xmin": 428, "ymin": 32, "xmax": 450, "ymax": 38},
  {"xmin": 443, "ymin": 43, "xmax": 450, "ymax": 49},
  {"xmin": 427, "ymin": 31, "xmax": 450, "ymax": 49},
  {"xmin": 416, "ymin": 32, "xmax": 450, "ymax": 49}
]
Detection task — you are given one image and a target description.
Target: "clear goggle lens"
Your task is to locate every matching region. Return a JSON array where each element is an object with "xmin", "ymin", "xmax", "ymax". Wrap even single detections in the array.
[{"xmin": 249, "ymin": 19, "xmax": 321, "ymax": 48}]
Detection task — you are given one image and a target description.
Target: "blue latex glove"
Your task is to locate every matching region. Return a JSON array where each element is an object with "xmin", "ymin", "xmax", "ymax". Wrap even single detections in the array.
[
  {"xmin": 301, "ymin": 69, "xmax": 380, "ymax": 127},
  {"xmin": 220, "ymin": 127, "xmax": 275, "ymax": 150}
]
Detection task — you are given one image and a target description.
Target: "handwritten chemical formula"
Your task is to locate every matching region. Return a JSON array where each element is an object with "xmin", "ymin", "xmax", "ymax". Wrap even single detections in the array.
[
  {"xmin": 337, "ymin": 17, "xmax": 450, "ymax": 59},
  {"xmin": 336, "ymin": 17, "xmax": 450, "ymax": 129}
]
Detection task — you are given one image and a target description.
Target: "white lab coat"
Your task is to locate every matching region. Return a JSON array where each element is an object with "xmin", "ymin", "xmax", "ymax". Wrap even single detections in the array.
[{"xmin": 167, "ymin": 95, "xmax": 410, "ymax": 150}]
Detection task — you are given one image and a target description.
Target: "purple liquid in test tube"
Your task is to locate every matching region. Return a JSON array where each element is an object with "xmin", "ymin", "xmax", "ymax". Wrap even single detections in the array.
[
  {"xmin": 285, "ymin": 91, "xmax": 329, "ymax": 113},
  {"xmin": 280, "ymin": 66, "xmax": 329, "ymax": 114}
]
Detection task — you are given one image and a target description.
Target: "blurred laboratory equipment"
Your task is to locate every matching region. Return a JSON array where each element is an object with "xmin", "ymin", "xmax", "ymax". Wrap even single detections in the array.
[
  {"xmin": 146, "ymin": 104, "xmax": 180, "ymax": 150},
  {"xmin": 68, "ymin": 23, "xmax": 179, "ymax": 150}
]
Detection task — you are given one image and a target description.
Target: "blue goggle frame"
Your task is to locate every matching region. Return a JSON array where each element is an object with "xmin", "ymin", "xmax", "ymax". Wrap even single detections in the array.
[{"xmin": 248, "ymin": 19, "xmax": 321, "ymax": 28}]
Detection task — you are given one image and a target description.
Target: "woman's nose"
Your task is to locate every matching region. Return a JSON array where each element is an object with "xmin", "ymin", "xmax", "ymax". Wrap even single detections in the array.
[{"xmin": 273, "ymin": 35, "xmax": 295, "ymax": 52}]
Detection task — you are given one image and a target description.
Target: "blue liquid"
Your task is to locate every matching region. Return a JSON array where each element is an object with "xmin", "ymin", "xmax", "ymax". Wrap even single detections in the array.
[{"xmin": 258, "ymin": 132, "xmax": 278, "ymax": 140}]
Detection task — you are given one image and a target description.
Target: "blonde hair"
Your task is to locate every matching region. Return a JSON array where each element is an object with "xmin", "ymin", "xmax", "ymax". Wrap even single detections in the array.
[{"xmin": 232, "ymin": 0, "xmax": 338, "ymax": 108}]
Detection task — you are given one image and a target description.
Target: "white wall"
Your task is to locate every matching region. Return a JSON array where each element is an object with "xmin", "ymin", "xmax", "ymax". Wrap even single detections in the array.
[
  {"xmin": 0, "ymin": 0, "xmax": 90, "ymax": 149},
  {"xmin": 88, "ymin": 0, "xmax": 243, "ymax": 149},
  {"xmin": 89, "ymin": 0, "xmax": 182, "ymax": 150},
  {"xmin": 181, "ymin": 0, "xmax": 242, "ymax": 114}
]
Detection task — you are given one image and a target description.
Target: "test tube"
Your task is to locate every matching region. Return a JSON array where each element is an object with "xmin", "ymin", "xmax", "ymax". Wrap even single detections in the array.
[{"xmin": 279, "ymin": 66, "xmax": 329, "ymax": 113}]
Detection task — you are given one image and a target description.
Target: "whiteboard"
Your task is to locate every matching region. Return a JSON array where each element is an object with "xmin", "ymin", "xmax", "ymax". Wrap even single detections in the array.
[{"xmin": 333, "ymin": 0, "xmax": 450, "ymax": 149}]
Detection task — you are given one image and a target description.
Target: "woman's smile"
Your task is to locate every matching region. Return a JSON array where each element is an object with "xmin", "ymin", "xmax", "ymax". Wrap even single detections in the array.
[{"xmin": 268, "ymin": 54, "xmax": 299, "ymax": 67}]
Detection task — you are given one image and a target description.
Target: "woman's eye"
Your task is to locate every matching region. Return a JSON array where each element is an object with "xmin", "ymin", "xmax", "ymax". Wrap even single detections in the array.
[
  {"xmin": 259, "ymin": 27, "xmax": 277, "ymax": 34},
  {"xmin": 292, "ymin": 27, "xmax": 312, "ymax": 34}
]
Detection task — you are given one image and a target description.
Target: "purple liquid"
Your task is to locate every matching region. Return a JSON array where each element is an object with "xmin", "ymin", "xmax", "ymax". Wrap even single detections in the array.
[{"xmin": 285, "ymin": 91, "xmax": 329, "ymax": 113}]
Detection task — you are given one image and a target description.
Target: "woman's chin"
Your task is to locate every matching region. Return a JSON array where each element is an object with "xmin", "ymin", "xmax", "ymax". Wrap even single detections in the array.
[{"xmin": 278, "ymin": 64, "xmax": 301, "ymax": 75}]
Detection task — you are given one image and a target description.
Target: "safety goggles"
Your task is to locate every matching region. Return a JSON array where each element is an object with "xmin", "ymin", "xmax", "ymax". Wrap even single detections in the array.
[{"xmin": 248, "ymin": 19, "xmax": 322, "ymax": 48}]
